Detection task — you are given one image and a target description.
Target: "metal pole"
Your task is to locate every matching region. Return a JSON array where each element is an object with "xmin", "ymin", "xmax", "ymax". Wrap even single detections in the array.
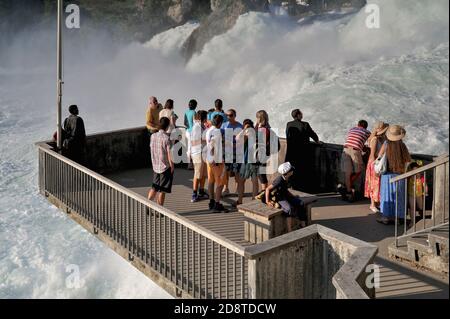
[{"xmin": 57, "ymin": 0, "xmax": 63, "ymax": 151}]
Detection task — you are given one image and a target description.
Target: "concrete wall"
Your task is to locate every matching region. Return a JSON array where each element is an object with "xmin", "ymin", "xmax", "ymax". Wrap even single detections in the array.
[
  {"xmin": 245, "ymin": 225, "xmax": 378, "ymax": 299},
  {"xmin": 84, "ymin": 127, "xmax": 150, "ymax": 174}
]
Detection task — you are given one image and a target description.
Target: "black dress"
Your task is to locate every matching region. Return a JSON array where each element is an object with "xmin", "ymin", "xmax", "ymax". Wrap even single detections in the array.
[{"xmin": 285, "ymin": 120, "xmax": 319, "ymax": 191}]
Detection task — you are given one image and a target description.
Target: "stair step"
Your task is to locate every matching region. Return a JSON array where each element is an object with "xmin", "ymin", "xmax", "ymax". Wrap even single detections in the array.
[
  {"xmin": 407, "ymin": 237, "xmax": 433, "ymax": 255},
  {"xmin": 429, "ymin": 231, "xmax": 449, "ymax": 245},
  {"xmin": 388, "ymin": 244, "xmax": 411, "ymax": 261}
]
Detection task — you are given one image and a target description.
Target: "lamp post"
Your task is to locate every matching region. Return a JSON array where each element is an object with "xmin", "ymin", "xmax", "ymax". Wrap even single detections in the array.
[{"xmin": 56, "ymin": 0, "xmax": 63, "ymax": 150}]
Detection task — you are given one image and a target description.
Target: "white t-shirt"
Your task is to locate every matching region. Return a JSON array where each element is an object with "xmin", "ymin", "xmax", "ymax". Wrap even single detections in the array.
[
  {"xmin": 190, "ymin": 122, "xmax": 204, "ymax": 156},
  {"xmin": 206, "ymin": 126, "xmax": 223, "ymax": 164},
  {"xmin": 159, "ymin": 109, "xmax": 178, "ymax": 133}
]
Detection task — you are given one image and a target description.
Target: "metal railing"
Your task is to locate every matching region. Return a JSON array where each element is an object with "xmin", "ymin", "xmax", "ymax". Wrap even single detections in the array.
[
  {"xmin": 390, "ymin": 154, "xmax": 449, "ymax": 247},
  {"xmin": 38, "ymin": 142, "xmax": 248, "ymax": 299}
]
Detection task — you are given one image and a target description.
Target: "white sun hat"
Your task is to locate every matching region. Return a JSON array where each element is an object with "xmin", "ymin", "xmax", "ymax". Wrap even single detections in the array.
[{"xmin": 278, "ymin": 162, "xmax": 294, "ymax": 175}]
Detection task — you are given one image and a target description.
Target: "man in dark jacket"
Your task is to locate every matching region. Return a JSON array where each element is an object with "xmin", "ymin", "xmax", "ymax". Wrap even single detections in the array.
[
  {"xmin": 285, "ymin": 109, "xmax": 321, "ymax": 191},
  {"xmin": 63, "ymin": 105, "xmax": 86, "ymax": 163}
]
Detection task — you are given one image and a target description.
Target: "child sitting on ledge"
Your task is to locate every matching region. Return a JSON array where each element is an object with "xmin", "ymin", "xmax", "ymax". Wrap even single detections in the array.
[{"xmin": 265, "ymin": 162, "xmax": 307, "ymax": 231}]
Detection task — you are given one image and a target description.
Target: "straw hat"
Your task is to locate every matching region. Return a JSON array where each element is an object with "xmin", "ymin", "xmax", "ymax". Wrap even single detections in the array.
[
  {"xmin": 375, "ymin": 121, "xmax": 389, "ymax": 136},
  {"xmin": 386, "ymin": 125, "xmax": 406, "ymax": 142}
]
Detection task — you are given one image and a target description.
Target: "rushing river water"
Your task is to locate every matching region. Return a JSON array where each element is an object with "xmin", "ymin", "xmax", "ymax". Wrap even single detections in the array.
[{"xmin": 0, "ymin": 0, "xmax": 448, "ymax": 298}]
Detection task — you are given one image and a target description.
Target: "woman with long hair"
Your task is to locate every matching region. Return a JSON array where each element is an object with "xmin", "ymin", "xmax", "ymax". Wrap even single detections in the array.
[
  {"xmin": 364, "ymin": 121, "xmax": 389, "ymax": 213},
  {"xmin": 255, "ymin": 110, "xmax": 271, "ymax": 191},
  {"xmin": 235, "ymin": 119, "xmax": 259, "ymax": 205},
  {"xmin": 377, "ymin": 125, "xmax": 411, "ymax": 225}
]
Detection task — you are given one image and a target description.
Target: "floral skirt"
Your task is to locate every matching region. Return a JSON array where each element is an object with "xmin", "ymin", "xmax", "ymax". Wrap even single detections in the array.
[{"xmin": 364, "ymin": 160, "xmax": 381, "ymax": 203}]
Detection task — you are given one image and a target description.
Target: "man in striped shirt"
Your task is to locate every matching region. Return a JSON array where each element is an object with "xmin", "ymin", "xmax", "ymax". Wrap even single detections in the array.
[{"xmin": 340, "ymin": 120, "xmax": 371, "ymax": 201}]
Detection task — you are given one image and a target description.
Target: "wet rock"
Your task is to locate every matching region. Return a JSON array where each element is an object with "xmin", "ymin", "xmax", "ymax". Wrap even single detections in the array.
[
  {"xmin": 182, "ymin": 0, "xmax": 270, "ymax": 61},
  {"xmin": 167, "ymin": 0, "xmax": 194, "ymax": 24}
]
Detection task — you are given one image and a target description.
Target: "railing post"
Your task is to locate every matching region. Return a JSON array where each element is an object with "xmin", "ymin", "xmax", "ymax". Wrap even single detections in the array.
[
  {"xmin": 37, "ymin": 145, "xmax": 252, "ymax": 301},
  {"xmin": 395, "ymin": 181, "xmax": 398, "ymax": 248}
]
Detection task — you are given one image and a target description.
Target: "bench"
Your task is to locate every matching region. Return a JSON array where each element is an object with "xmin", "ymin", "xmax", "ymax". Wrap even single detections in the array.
[{"xmin": 238, "ymin": 191, "xmax": 318, "ymax": 244}]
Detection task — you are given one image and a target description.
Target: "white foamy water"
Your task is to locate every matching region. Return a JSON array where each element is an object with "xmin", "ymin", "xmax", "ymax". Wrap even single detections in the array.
[{"xmin": 0, "ymin": 0, "xmax": 448, "ymax": 298}]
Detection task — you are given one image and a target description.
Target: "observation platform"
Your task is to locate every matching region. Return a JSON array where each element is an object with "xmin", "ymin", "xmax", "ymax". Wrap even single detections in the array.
[
  {"xmin": 107, "ymin": 167, "xmax": 449, "ymax": 299},
  {"xmin": 36, "ymin": 126, "xmax": 448, "ymax": 299}
]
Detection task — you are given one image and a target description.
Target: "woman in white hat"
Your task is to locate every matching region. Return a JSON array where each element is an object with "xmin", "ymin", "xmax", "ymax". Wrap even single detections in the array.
[
  {"xmin": 364, "ymin": 121, "xmax": 389, "ymax": 213},
  {"xmin": 265, "ymin": 162, "xmax": 307, "ymax": 231},
  {"xmin": 377, "ymin": 125, "xmax": 411, "ymax": 225}
]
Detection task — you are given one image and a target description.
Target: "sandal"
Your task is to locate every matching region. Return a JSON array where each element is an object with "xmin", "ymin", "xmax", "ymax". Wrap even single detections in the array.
[{"xmin": 370, "ymin": 206, "xmax": 380, "ymax": 213}]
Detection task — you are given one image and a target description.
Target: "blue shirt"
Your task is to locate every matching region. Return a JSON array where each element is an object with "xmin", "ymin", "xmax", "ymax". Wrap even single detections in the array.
[
  {"xmin": 222, "ymin": 121, "xmax": 243, "ymax": 159},
  {"xmin": 222, "ymin": 121, "xmax": 243, "ymax": 131},
  {"xmin": 184, "ymin": 109, "xmax": 196, "ymax": 133}
]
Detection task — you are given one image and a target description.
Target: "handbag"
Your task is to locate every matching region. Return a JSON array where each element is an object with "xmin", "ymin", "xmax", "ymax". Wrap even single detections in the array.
[{"xmin": 374, "ymin": 153, "xmax": 387, "ymax": 175}]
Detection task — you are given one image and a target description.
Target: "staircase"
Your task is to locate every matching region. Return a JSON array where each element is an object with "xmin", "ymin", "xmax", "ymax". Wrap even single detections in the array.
[{"xmin": 389, "ymin": 225, "xmax": 449, "ymax": 276}]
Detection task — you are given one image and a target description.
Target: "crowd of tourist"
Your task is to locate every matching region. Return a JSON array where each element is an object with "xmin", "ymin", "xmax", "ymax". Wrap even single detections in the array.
[
  {"xmin": 144, "ymin": 96, "xmax": 420, "ymax": 227},
  {"xmin": 55, "ymin": 98, "xmax": 420, "ymax": 230}
]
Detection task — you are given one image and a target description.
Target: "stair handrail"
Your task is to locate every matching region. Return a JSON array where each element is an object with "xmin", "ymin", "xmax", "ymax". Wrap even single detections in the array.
[{"xmin": 390, "ymin": 154, "xmax": 449, "ymax": 183}]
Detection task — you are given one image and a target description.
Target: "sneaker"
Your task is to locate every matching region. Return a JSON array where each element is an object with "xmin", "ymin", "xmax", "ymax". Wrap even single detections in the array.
[
  {"xmin": 198, "ymin": 191, "xmax": 209, "ymax": 200},
  {"xmin": 347, "ymin": 190, "xmax": 356, "ymax": 203},
  {"xmin": 191, "ymin": 193, "xmax": 199, "ymax": 203},
  {"xmin": 209, "ymin": 200, "xmax": 216, "ymax": 210},
  {"xmin": 222, "ymin": 188, "xmax": 230, "ymax": 197},
  {"xmin": 214, "ymin": 203, "xmax": 229, "ymax": 213},
  {"xmin": 376, "ymin": 216, "xmax": 390, "ymax": 225},
  {"xmin": 337, "ymin": 184, "xmax": 348, "ymax": 201}
]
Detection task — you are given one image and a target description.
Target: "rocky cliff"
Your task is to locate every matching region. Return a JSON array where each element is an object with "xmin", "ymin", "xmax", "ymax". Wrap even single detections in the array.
[{"xmin": 1, "ymin": 0, "xmax": 367, "ymax": 57}]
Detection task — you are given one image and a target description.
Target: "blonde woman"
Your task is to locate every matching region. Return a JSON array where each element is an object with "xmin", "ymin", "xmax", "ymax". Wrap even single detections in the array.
[{"xmin": 364, "ymin": 121, "xmax": 389, "ymax": 213}]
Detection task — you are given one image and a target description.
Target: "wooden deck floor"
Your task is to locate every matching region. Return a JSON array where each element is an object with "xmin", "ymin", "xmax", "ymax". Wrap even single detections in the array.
[
  {"xmin": 106, "ymin": 167, "xmax": 449, "ymax": 299},
  {"xmin": 107, "ymin": 167, "xmax": 259, "ymax": 247}
]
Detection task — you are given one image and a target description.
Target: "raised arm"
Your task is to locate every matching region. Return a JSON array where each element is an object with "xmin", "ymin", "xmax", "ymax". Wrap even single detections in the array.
[{"xmin": 307, "ymin": 123, "xmax": 320, "ymax": 143}]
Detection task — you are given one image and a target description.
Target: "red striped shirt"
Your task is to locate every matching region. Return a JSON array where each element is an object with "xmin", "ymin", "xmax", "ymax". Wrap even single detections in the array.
[{"xmin": 345, "ymin": 127, "xmax": 371, "ymax": 151}]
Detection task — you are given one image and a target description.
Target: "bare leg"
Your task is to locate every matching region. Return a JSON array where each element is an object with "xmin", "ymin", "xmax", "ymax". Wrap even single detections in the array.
[
  {"xmin": 157, "ymin": 192, "xmax": 166, "ymax": 206},
  {"xmin": 200, "ymin": 177, "xmax": 206, "ymax": 191},
  {"xmin": 251, "ymin": 176, "xmax": 259, "ymax": 200},
  {"xmin": 417, "ymin": 197, "xmax": 424, "ymax": 218},
  {"xmin": 345, "ymin": 171, "xmax": 352, "ymax": 193},
  {"xmin": 236, "ymin": 175, "xmax": 244, "ymax": 205},
  {"xmin": 350, "ymin": 172, "xmax": 361, "ymax": 190},
  {"xmin": 215, "ymin": 185, "xmax": 223, "ymax": 203},
  {"xmin": 223, "ymin": 172, "xmax": 230, "ymax": 193},
  {"xmin": 208, "ymin": 182, "xmax": 215, "ymax": 201},
  {"xmin": 148, "ymin": 188, "xmax": 157, "ymax": 201},
  {"xmin": 193, "ymin": 178, "xmax": 199, "ymax": 193}
]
